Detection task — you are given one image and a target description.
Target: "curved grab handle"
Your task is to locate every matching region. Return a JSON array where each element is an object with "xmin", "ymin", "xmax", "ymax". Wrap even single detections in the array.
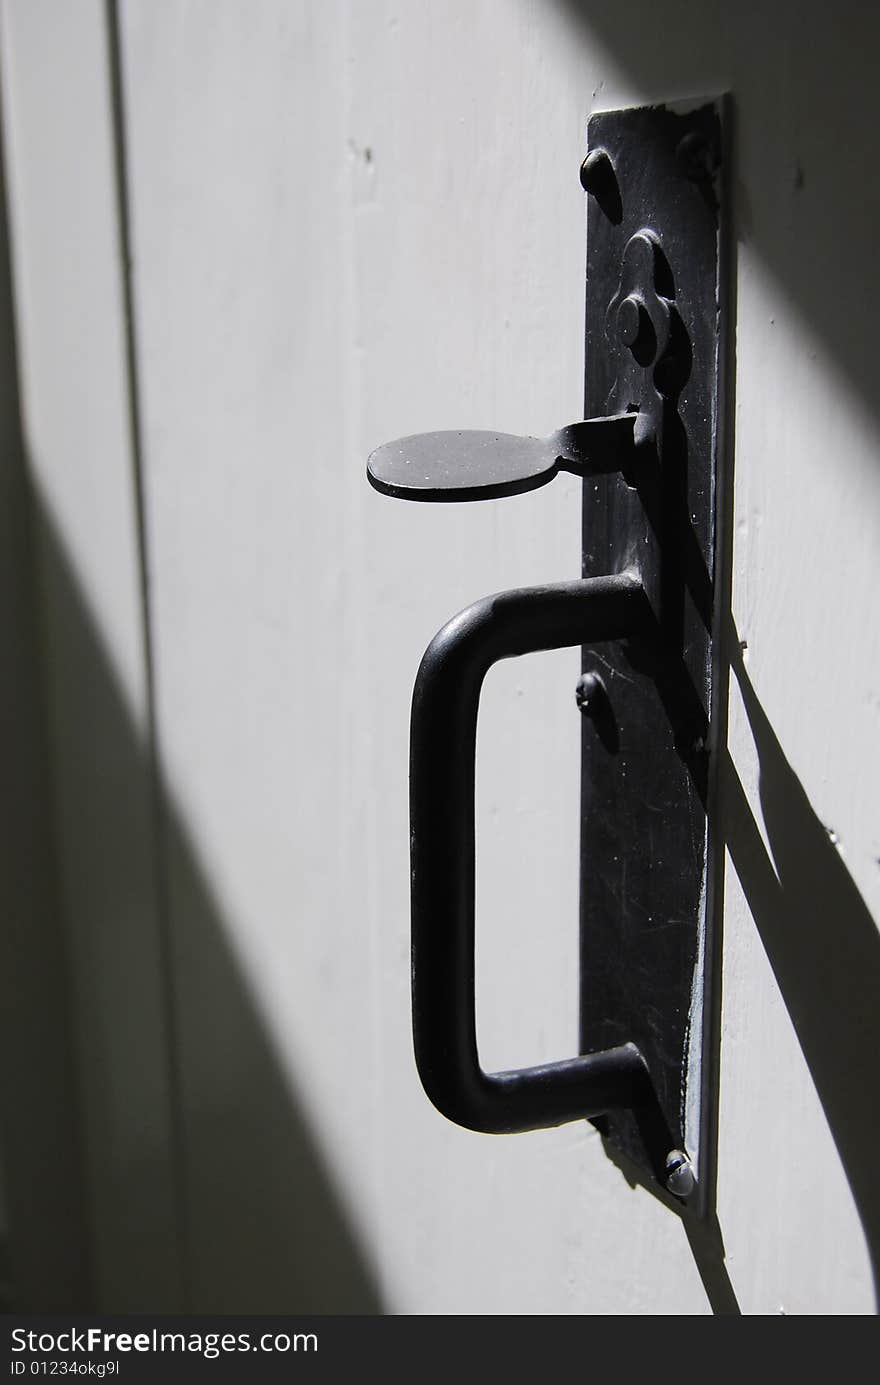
[{"xmin": 410, "ymin": 572, "xmax": 654, "ymax": 1133}]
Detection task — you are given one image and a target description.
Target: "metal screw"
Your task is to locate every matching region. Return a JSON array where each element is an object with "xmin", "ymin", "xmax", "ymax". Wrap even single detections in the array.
[
  {"xmin": 664, "ymin": 1149, "xmax": 696, "ymax": 1200},
  {"xmin": 579, "ymin": 148, "xmax": 615, "ymax": 197},
  {"xmin": 575, "ymin": 671, "xmax": 605, "ymax": 715},
  {"xmin": 617, "ymin": 294, "xmax": 642, "ymax": 348},
  {"xmin": 616, "ymin": 293, "xmax": 657, "ymax": 367},
  {"xmin": 620, "ymin": 292, "xmax": 655, "ymax": 354}
]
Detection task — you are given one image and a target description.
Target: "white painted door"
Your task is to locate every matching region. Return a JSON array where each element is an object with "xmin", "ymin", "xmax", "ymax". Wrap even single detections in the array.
[{"xmin": 1, "ymin": 0, "xmax": 877, "ymax": 1315}]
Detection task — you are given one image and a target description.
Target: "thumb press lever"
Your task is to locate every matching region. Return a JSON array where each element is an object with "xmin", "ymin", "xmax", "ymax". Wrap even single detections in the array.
[{"xmin": 366, "ymin": 412, "xmax": 641, "ymax": 503}]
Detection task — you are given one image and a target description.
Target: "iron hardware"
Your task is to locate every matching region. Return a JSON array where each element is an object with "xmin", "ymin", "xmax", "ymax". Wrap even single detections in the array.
[
  {"xmin": 368, "ymin": 100, "xmax": 726, "ymax": 1203},
  {"xmin": 410, "ymin": 574, "xmax": 653, "ymax": 1134},
  {"xmin": 367, "ymin": 413, "xmax": 641, "ymax": 503}
]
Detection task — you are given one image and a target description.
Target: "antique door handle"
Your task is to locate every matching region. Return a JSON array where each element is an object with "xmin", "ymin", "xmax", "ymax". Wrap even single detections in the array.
[
  {"xmin": 367, "ymin": 100, "xmax": 724, "ymax": 1202},
  {"xmin": 409, "ymin": 572, "xmax": 653, "ymax": 1132}
]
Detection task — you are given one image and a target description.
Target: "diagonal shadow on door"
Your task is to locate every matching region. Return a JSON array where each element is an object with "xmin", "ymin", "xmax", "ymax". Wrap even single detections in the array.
[
  {"xmin": 0, "ymin": 78, "xmax": 382, "ymax": 1311},
  {"xmin": 6, "ymin": 486, "xmax": 385, "ymax": 1315},
  {"xmin": 721, "ymin": 627, "xmax": 880, "ymax": 1308}
]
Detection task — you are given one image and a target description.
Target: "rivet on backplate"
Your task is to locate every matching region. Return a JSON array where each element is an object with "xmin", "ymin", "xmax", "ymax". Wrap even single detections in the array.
[
  {"xmin": 575, "ymin": 670, "xmax": 606, "ymax": 715},
  {"xmin": 579, "ymin": 148, "xmax": 622, "ymax": 223},
  {"xmin": 617, "ymin": 293, "xmax": 657, "ymax": 365},
  {"xmin": 664, "ymin": 1149, "xmax": 696, "ymax": 1200}
]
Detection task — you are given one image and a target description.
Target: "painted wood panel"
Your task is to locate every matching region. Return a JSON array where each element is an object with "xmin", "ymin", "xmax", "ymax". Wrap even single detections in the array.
[{"xmin": 2, "ymin": 0, "xmax": 876, "ymax": 1313}]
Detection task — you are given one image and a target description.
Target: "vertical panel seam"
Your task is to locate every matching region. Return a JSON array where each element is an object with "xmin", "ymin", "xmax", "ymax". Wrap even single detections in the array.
[{"xmin": 104, "ymin": 0, "xmax": 189, "ymax": 1310}]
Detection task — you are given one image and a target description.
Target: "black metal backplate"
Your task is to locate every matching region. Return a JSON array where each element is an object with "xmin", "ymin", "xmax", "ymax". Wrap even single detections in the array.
[{"xmin": 579, "ymin": 101, "xmax": 724, "ymax": 1200}]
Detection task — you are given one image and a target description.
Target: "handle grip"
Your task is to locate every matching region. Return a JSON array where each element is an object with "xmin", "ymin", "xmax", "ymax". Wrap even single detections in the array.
[{"xmin": 410, "ymin": 572, "xmax": 653, "ymax": 1133}]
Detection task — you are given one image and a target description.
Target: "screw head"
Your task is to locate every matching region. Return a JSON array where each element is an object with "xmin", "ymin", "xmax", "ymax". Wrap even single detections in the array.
[
  {"xmin": 616, "ymin": 294, "xmax": 656, "ymax": 365},
  {"xmin": 664, "ymin": 1149, "xmax": 696, "ymax": 1200},
  {"xmin": 579, "ymin": 148, "xmax": 614, "ymax": 196},
  {"xmin": 617, "ymin": 294, "xmax": 645, "ymax": 348},
  {"xmin": 575, "ymin": 671, "xmax": 605, "ymax": 714}
]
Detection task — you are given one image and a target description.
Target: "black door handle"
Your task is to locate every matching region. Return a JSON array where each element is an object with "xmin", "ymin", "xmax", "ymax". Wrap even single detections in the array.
[
  {"xmin": 410, "ymin": 572, "xmax": 653, "ymax": 1133},
  {"xmin": 369, "ymin": 100, "xmax": 725, "ymax": 1200}
]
